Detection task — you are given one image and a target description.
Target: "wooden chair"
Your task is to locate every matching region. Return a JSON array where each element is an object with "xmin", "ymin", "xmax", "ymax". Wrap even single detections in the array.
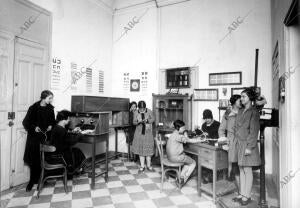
[
  {"xmin": 154, "ymin": 135, "xmax": 184, "ymax": 192},
  {"xmin": 37, "ymin": 144, "xmax": 68, "ymax": 198}
]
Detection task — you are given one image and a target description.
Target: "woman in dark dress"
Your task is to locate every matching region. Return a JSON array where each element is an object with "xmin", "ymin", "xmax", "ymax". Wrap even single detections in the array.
[
  {"xmin": 23, "ymin": 90, "xmax": 55, "ymax": 191},
  {"xmin": 127, "ymin": 101, "xmax": 137, "ymax": 160}
]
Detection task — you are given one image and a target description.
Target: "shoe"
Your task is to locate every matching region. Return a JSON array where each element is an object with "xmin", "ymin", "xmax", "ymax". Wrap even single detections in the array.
[
  {"xmin": 138, "ymin": 167, "xmax": 145, "ymax": 173},
  {"xmin": 240, "ymin": 197, "xmax": 251, "ymax": 206},
  {"xmin": 146, "ymin": 166, "xmax": 155, "ymax": 172},
  {"xmin": 26, "ymin": 182, "xmax": 34, "ymax": 192},
  {"xmin": 176, "ymin": 177, "xmax": 184, "ymax": 188},
  {"xmin": 232, "ymin": 195, "xmax": 243, "ymax": 202}
]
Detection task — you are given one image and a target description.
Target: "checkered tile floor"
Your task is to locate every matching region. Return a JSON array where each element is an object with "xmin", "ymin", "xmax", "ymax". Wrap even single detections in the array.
[{"xmin": 1, "ymin": 157, "xmax": 216, "ymax": 208}]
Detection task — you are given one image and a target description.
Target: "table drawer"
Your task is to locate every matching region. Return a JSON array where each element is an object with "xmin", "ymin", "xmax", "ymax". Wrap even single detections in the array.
[
  {"xmin": 200, "ymin": 157, "xmax": 213, "ymax": 169},
  {"xmin": 200, "ymin": 148, "xmax": 214, "ymax": 160}
]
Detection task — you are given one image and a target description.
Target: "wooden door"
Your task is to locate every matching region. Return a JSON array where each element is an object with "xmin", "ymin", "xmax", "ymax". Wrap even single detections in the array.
[
  {"xmin": 0, "ymin": 31, "xmax": 14, "ymax": 191},
  {"xmin": 10, "ymin": 37, "xmax": 49, "ymax": 186}
]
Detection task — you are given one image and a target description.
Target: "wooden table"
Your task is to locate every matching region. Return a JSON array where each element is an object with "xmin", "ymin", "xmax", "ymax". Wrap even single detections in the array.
[
  {"xmin": 184, "ymin": 142, "xmax": 228, "ymax": 202},
  {"xmin": 77, "ymin": 132, "xmax": 109, "ymax": 189}
]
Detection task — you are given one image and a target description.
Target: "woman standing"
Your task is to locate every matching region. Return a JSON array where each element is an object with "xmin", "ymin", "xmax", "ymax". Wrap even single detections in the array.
[
  {"xmin": 131, "ymin": 101, "xmax": 155, "ymax": 172},
  {"xmin": 23, "ymin": 90, "xmax": 55, "ymax": 191},
  {"xmin": 127, "ymin": 101, "xmax": 137, "ymax": 161},
  {"xmin": 218, "ymin": 95, "xmax": 241, "ymax": 198},
  {"xmin": 235, "ymin": 88, "xmax": 261, "ymax": 206}
]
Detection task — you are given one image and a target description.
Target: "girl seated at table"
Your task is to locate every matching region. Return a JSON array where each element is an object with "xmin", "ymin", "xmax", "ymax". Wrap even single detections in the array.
[
  {"xmin": 166, "ymin": 120, "xmax": 201, "ymax": 185},
  {"xmin": 48, "ymin": 110, "xmax": 85, "ymax": 174}
]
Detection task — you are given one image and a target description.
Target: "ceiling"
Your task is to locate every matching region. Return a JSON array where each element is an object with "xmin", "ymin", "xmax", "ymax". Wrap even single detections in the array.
[{"xmin": 96, "ymin": 0, "xmax": 191, "ymax": 12}]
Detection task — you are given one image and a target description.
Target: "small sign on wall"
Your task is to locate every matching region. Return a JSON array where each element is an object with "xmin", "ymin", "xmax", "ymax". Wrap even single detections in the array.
[{"xmin": 130, "ymin": 79, "xmax": 140, "ymax": 92}]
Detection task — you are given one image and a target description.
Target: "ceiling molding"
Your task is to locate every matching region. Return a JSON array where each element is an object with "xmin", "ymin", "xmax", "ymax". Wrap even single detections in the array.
[
  {"xmin": 87, "ymin": 0, "xmax": 114, "ymax": 14},
  {"xmin": 114, "ymin": 1, "xmax": 156, "ymax": 16}
]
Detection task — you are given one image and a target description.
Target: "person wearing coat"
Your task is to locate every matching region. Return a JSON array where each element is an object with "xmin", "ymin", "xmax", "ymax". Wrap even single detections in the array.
[
  {"xmin": 218, "ymin": 94, "xmax": 241, "ymax": 183},
  {"xmin": 234, "ymin": 88, "xmax": 261, "ymax": 206},
  {"xmin": 22, "ymin": 90, "xmax": 55, "ymax": 191},
  {"xmin": 127, "ymin": 101, "xmax": 137, "ymax": 161},
  {"xmin": 131, "ymin": 101, "xmax": 155, "ymax": 172}
]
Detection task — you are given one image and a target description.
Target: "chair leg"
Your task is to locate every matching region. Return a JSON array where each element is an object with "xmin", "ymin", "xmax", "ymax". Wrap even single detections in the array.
[
  {"xmin": 37, "ymin": 169, "xmax": 44, "ymax": 198},
  {"xmin": 63, "ymin": 168, "xmax": 68, "ymax": 193},
  {"xmin": 160, "ymin": 166, "xmax": 164, "ymax": 193}
]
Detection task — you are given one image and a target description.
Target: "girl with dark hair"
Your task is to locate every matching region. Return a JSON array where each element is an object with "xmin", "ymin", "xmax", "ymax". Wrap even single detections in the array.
[
  {"xmin": 49, "ymin": 110, "xmax": 85, "ymax": 176},
  {"xmin": 234, "ymin": 87, "xmax": 261, "ymax": 205},
  {"xmin": 23, "ymin": 90, "xmax": 55, "ymax": 191},
  {"xmin": 218, "ymin": 94, "xmax": 241, "ymax": 191},
  {"xmin": 127, "ymin": 101, "xmax": 137, "ymax": 160},
  {"xmin": 131, "ymin": 101, "xmax": 155, "ymax": 172}
]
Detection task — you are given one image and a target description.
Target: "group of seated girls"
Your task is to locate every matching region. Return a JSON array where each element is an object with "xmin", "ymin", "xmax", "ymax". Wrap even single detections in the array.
[{"xmin": 165, "ymin": 87, "xmax": 266, "ymax": 206}]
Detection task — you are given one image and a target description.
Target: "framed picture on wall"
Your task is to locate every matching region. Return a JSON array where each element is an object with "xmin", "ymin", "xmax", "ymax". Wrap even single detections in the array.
[
  {"xmin": 209, "ymin": 71, "xmax": 242, "ymax": 86},
  {"xmin": 130, "ymin": 79, "xmax": 140, "ymax": 92},
  {"xmin": 193, "ymin": 89, "xmax": 218, "ymax": 101},
  {"xmin": 231, "ymin": 87, "xmax": 261, "ymax": 96},
  {"xmin": 231, "ymin": 87, "xmax": 246, "ymax": 96}
]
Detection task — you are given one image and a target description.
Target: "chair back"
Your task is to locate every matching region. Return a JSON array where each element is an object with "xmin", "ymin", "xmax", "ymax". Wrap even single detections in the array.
[{"xmin": 40, "ymin": 144, "xmax": 56, "ymax": 168}]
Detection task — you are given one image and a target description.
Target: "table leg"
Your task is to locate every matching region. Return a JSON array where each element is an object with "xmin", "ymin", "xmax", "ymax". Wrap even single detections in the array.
[
  {"xmin": 213, "ymin": 154, "xmax": 217, "ymax": 203},
  {"xmin": 115, "ymin": 128, "xmax": 118, "ymax": 158},
  {"xmin": 91, "ymin": 139, "xmax": 96, "ymax": 189},
  {"xmin": 105, "ymin": 136, "xmax": 108, "ymax": 182},
  {"xmin": 197, "ymin": 155, "xmax": 202, "ymax": 196}
]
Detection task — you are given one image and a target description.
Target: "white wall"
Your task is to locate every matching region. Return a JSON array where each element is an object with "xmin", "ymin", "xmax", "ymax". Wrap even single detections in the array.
[
  {"xmin": 112, "ymin": 0, "xmax": 274, "ymax": 172},
  {"xmin": 28, "ymin": 0, "xmax": 113, "ymax": 111},
  {"xmin": 27, "ymin": 0, "xmax": 114, "ymax": 154}
]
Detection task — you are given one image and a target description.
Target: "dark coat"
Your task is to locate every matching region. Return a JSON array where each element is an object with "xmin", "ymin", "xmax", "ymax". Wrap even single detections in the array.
[{"xmin": 23, "ymin": 101, "xmax": 55, "ymax": 165}]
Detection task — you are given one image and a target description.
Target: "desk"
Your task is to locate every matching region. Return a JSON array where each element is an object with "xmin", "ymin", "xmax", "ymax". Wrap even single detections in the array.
[
  {"xmin": 77, "ymin": 132, "xmax": 109, "ymax": 189},
  {"xmin": 185, "ymin": 142, "xmax": 228, "ymax": 202}
]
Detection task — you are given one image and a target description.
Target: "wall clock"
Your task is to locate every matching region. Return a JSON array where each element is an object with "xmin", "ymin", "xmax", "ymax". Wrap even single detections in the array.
[{"xmin": 130, "ymin": 79, "xmax": 140, "ymax": 92}]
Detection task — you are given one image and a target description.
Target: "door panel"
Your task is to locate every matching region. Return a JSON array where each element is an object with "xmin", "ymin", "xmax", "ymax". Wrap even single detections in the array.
[
  {"xmin": 0, "ymin": 31, "xmax": 14, "ymax": 191},
  {"xmin": 10, "ymin": 37, "xmax": 48, "ymax": 186}
]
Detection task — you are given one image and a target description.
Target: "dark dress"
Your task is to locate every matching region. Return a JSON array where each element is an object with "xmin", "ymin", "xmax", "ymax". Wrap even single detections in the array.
[
  {"xmin": 201, "ymin": 120, "xmax": 220, "ymax": 139},
  {"xmin": 49, "ymin": 125, "xmax": 85, "ymax": 172},
  {"xmin": 23, "ymin": 101, "xmax": 55, "ymax": 183},
  {"xmin": 127, "ymin": 110, "xmax": 136, "ymax": 144}
]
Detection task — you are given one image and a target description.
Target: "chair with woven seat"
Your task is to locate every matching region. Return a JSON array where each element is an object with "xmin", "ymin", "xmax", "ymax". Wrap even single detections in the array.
[
  {"xmin": 37, "ymin": 144, "xmax": 68, "ymax": 198},
  {"xmin": 154, "ymin": 135, "xmax": 184, "ymax": 192}
]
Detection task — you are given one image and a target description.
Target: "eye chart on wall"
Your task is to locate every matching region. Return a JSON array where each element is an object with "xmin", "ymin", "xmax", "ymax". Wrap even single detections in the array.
[
  {"xmin": 51, "ymin": 58, "xmax": 62, "ymax": 90},
  {"xmin": 141, "ymin": 71, "xmax": 148, "ymax": 94},
  {"xmin": 123, "ymin": 73, "xmax": 130, "ymax": 93}
]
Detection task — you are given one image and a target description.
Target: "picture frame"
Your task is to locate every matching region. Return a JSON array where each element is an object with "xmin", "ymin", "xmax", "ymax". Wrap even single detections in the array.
[
  {"xmin": 193, "ymin": 89, "xmax": 218, "ymax": 101},
  {"xmin": 209, "ymin": 71, "xmax": 242, "ymax": 86},
  {"xmin": 130, "ymin": 79, "xmax": 140, "ymax": 92},
  {"xmin": 219, "ymin": 99, "xmax": 229, "ymax": 108},
  {"xmin": 231, "ymin": 87, "xmax": 261, "ymax": 96},
  {"xmin": 231, "ymin": 87, "xmax": 246, "ymax": 96}
]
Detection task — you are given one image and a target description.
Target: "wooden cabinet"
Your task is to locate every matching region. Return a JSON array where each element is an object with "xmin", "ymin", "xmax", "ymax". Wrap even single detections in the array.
[
  {"xmin": 152, "ymin": 94, "xmax": 190, "ymax": 130},
  {"xmin": 71, "ymin": 95, "xmax": 130, "ymax": 126}
]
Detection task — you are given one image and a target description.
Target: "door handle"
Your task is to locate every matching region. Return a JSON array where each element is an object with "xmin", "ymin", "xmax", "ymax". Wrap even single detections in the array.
[{"xmin": 8, "ymin": 121, "xmax": 14, "ymax": 127}]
